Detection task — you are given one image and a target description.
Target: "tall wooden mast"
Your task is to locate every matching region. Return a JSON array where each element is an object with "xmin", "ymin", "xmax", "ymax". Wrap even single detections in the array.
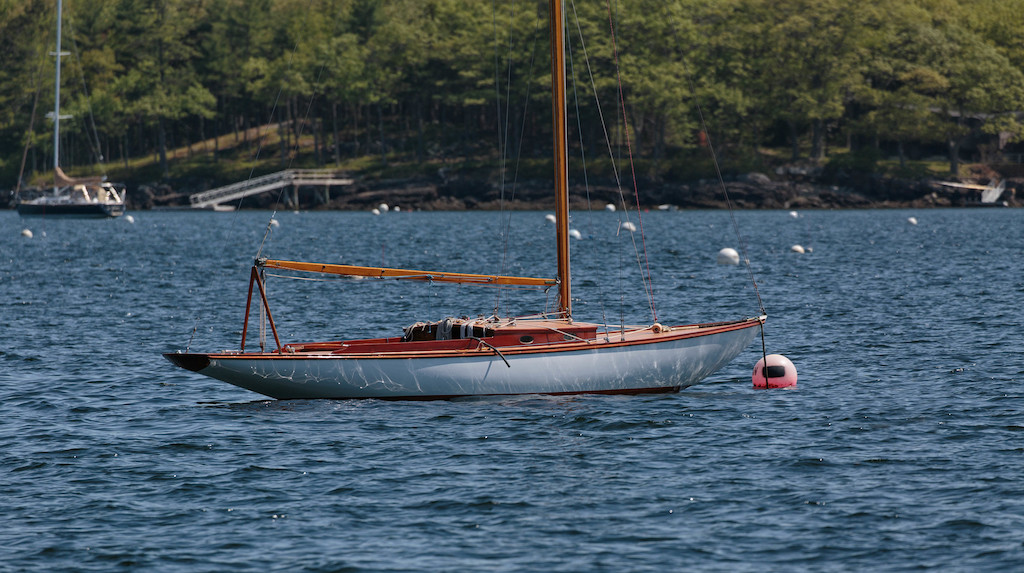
[
  {"xmin": 53, "ymin": 0, "xmax": 65, "ymax": 193},
  {"xmin": 550, "ymin": 0, "xmax": 571, "ymax": 319}
]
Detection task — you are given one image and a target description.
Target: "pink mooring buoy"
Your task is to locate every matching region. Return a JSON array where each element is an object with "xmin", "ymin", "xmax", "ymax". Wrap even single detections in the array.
[{"xmin": 752, "ymin": 354, "xmax": 797, "ymax": 389}]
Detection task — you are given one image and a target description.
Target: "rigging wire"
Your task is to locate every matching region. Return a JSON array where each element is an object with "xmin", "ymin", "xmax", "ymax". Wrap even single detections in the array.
[
  {"xmin": 661, "ymin": 4, "xmax": 768, "ymax": 362},
  {"xmin": 248, "ymin": 56, "xmax": 333, "ymax": 344},
  {"xmin": 259, "ymin": 267, "xmax": 267, "ymax": 352},
  {"xmin": 604, "ymin": 0, "xmax": 657, "ymax": 323},
  {"xmin": 254, "ymin": 26, "xmax": 331, "ymax": 260},
  {"xmin": 671, "ymin": 33, "xmax": 765, "ymax": 317},
  {"xmin": 568, "ymin": 0, "xmax": 656, "ymax": 323},
  {"xmin": 14, "ymin": 41, "xmax": 48, "ymax": 196},
  {"xmin": 254, "ymin": 60, "xmax": 330, "ymax": 262},
  {"xmin": 567, "ymin": 0, "xmax": 611, "ymax": 332},
  {"xmin": 178, "ymin": 0, "xmax": 323, "ymax": 350},
  {"xmin": 495, "ymin": 5, "xmax": 544, "ymax": 317},
  {"xmin": 65, "ymin": 19, "xmax": 107, "ymax": 171},
  {"xmin": 493, "ymin": 0, "xmax": 516, "ymax": 314}
]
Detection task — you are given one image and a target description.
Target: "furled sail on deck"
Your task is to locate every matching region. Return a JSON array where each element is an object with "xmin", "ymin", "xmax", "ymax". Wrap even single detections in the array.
[{"xmin": 54, "ymin": 166, "xmax": 104, "ymax": 186}]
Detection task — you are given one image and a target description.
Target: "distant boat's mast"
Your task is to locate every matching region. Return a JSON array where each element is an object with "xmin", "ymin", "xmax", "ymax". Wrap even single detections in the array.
[
  {"xmin": 52, "ymin": 0, "xmax": 65, "ymax": 192},
  {"xmin": 550, "ymin": 0, "xmax": 571, "ymax": 319}
]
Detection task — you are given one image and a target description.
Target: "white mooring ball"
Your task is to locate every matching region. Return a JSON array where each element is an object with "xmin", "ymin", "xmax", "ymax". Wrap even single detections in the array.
[
  {"xmin": 717, "ymin": 247, "xmax": 740, "ymax": 265},
  {"xmin": 752, "ymin": 354, "xmax": 797, "ymax": 389},
  {"xmin": 21, "ymin": 229, "xmax": 33, "ymax": 238}
]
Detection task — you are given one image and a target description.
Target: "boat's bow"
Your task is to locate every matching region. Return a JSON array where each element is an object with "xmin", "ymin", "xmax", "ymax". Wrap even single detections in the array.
[{"xmin": 164, "ymin": 352, "xmax": 211, "ymax": 372}]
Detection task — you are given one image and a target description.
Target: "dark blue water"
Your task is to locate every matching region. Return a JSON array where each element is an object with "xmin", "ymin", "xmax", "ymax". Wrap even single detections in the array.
[{"xmin": 2, "ymin": 208, "xmax": 1022, "ymax": 571}]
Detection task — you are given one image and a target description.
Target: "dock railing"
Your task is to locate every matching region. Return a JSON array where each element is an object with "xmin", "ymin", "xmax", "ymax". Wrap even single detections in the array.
[{"xmin": 188, "ymin": 169, "xmax": 354, "ymax": 209}]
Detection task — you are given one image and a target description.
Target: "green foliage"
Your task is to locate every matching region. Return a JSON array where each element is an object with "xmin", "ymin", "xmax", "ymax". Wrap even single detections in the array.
[
  {"xmin": 824, "ymin": 147, "xmax": 881, "ymax": 176},
  {"xmin": 3, "ymin": 0, "xmax": 1024, "ymax": 186}
]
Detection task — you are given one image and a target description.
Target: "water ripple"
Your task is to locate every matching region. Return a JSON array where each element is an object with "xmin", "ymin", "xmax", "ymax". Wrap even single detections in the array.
[{"xmin": 2, "ymin": 210, "xmax": 1023, "ymax": 571}]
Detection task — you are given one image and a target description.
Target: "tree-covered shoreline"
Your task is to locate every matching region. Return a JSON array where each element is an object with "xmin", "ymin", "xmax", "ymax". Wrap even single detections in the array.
[{"xmin": 2, "ymin": 0, "xmax": 1023, "ymax": 201}]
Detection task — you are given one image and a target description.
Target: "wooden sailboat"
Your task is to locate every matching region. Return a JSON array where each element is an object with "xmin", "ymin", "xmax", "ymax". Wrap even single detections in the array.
[
  {"xmin": 164, "ymin": 0, "xmax": 764, "ymax": 400},
  {"xmin": 16, "ymin": 0, "xmax": 126, "ymax": 219}
]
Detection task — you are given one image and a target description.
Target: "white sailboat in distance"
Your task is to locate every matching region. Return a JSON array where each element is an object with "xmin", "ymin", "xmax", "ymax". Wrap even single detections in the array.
[{"xmin": 16, "ymin": 0, "xmax": 126, "ymax": 219}]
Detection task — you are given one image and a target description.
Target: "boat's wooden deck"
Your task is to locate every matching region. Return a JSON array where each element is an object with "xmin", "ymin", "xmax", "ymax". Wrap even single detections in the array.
[{"xmin": 263, "ymin": 317, "xmax": 757, "ymax": 358}]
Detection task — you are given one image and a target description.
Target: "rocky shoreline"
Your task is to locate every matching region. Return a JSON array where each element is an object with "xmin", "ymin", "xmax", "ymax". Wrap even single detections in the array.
[
  {"xmin": 166, "ymin": 172, "xmax": 1021, "ymax": 211},
  {"xmin": 13, "ymin": 170, "xmax": 1023, "ymax": 212}
]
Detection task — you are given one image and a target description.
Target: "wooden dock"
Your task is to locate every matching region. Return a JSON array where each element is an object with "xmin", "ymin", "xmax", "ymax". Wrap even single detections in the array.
[{"xmin": 188, "ymin": 169, "xmax": 354, "ymax": 209}]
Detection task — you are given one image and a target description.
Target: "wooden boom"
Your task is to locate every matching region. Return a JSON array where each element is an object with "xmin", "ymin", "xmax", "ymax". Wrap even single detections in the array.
[{"xmin": 261, "ymin": 259, "xmax": 557, "ymax": 287}]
